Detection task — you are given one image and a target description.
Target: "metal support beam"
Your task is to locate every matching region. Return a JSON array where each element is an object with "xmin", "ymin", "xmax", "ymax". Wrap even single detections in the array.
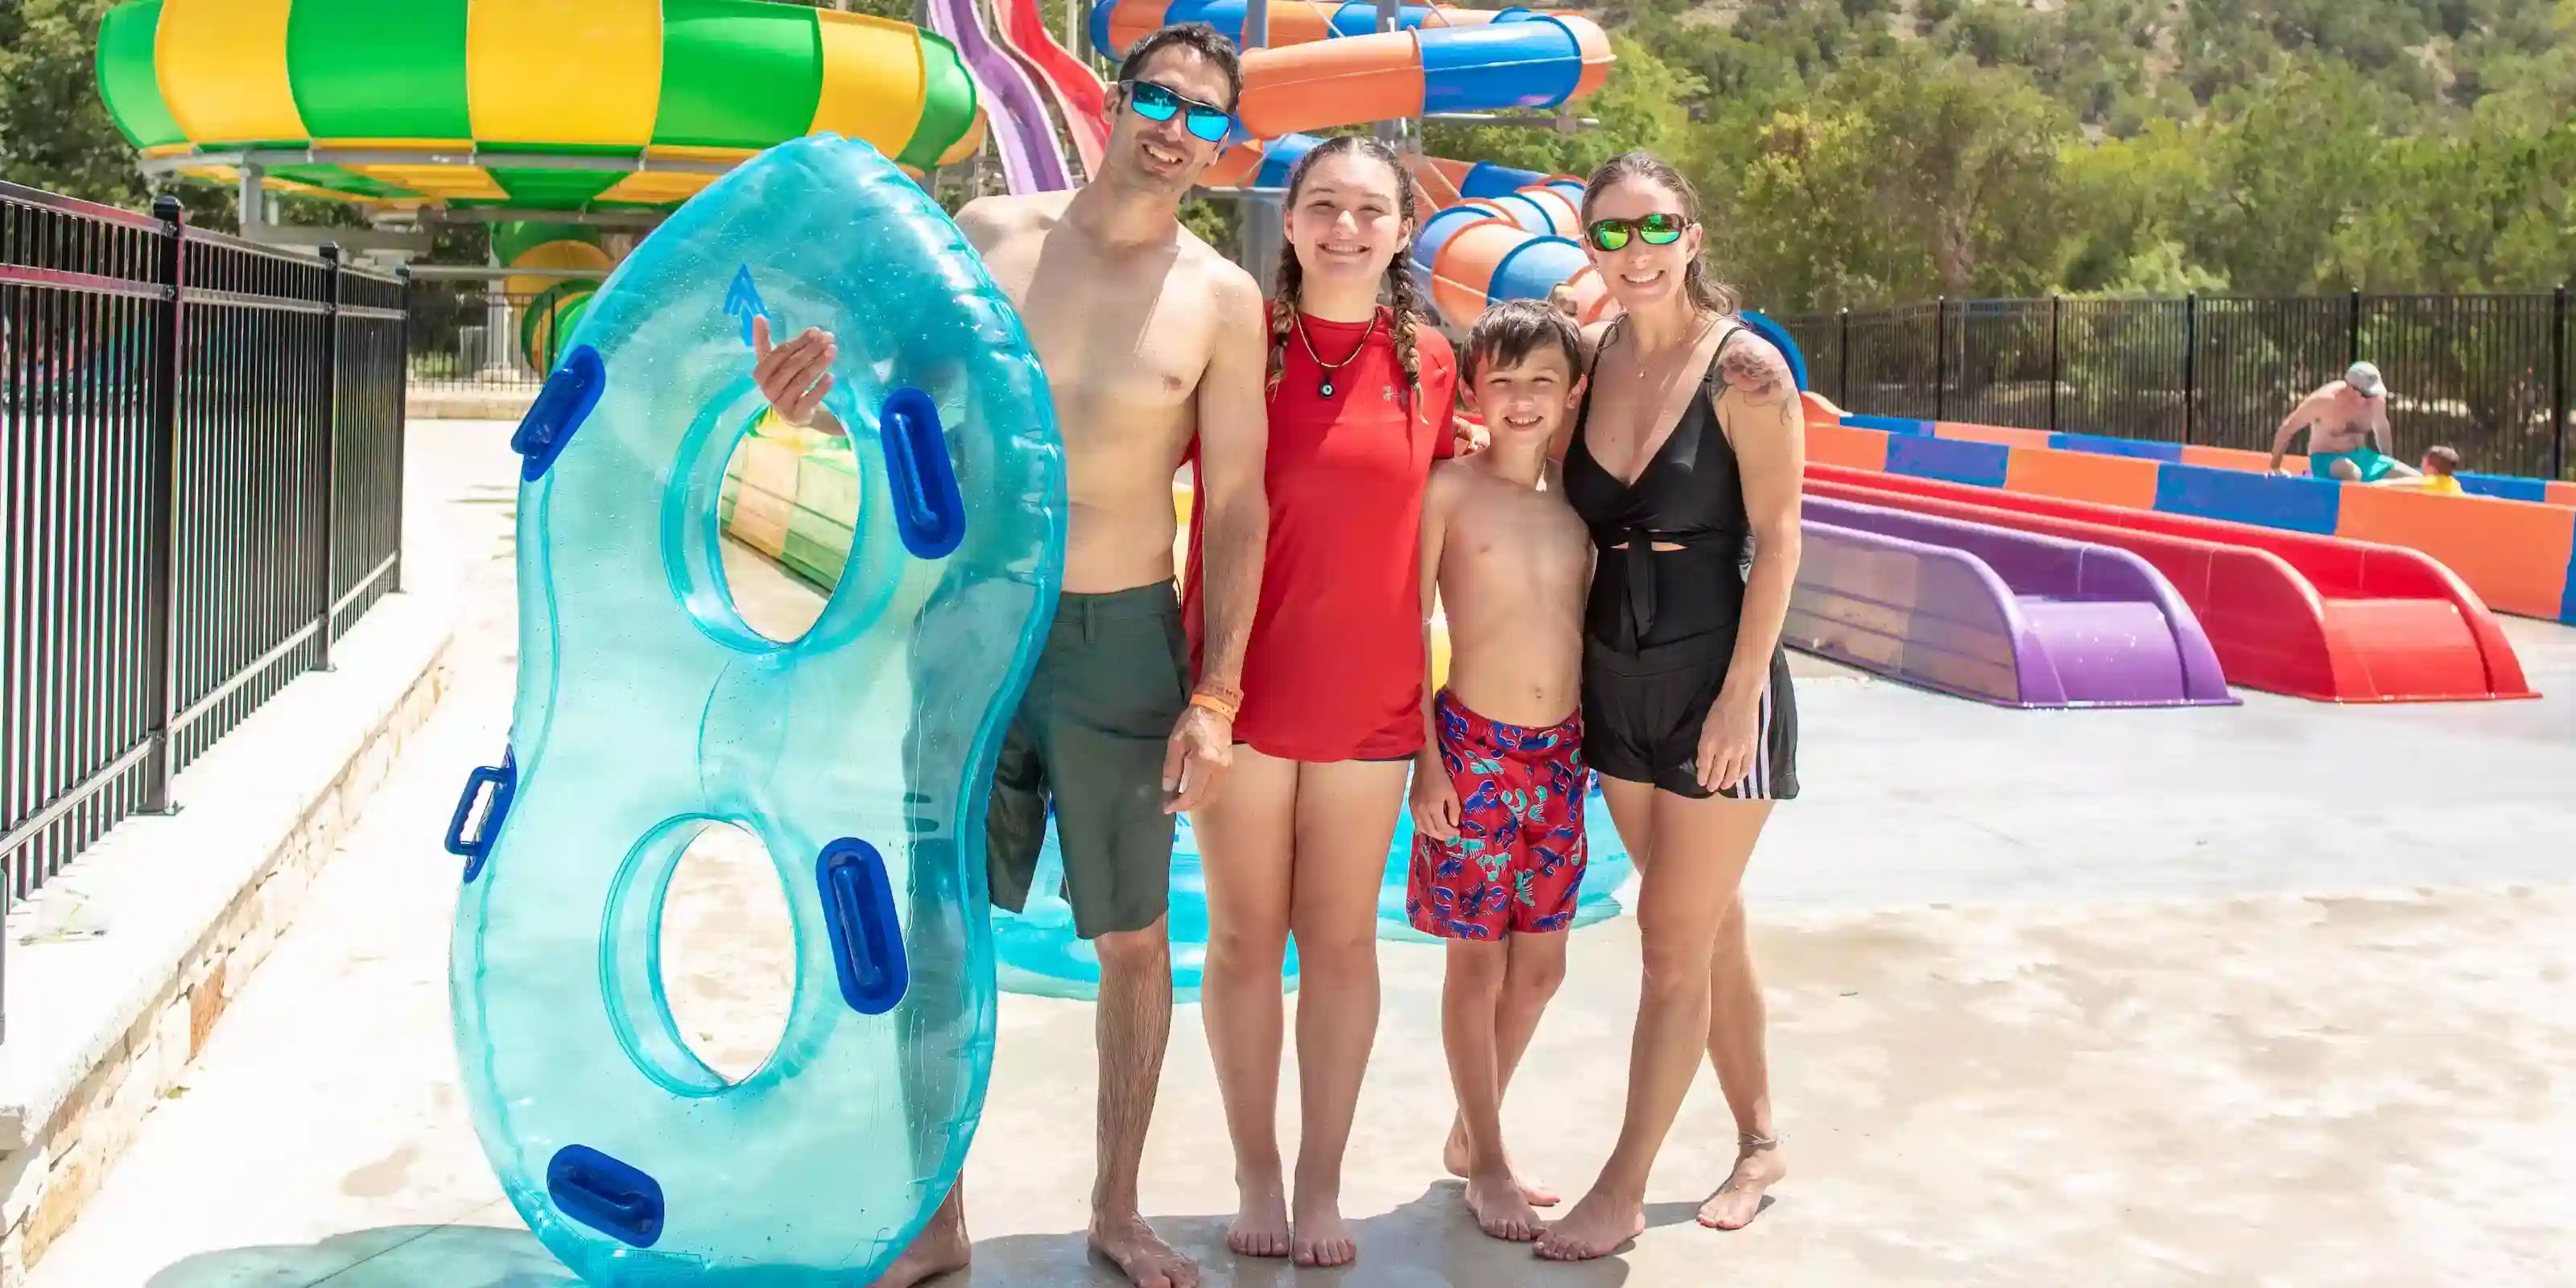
[
  {"xmin": 1376, "ymin": 0, "xmax": 1407, "ymax": 149},
  {"xmin": 1241, "ymin": 0, "xmax": 1281, "ymax": 287},
  {"xmin": 237, "ymin": 162, "xmax": 266, "ymax": 242}
]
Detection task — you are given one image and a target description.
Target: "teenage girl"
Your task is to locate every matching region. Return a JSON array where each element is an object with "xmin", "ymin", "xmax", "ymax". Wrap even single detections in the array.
[
  {"xmin": 1179, "ymin": 134, "xmax": 1458, "ymax": 1269},
  {"xmin": 1534, "ymin": 151, "xmax": 1806, "ymax": 1262}
]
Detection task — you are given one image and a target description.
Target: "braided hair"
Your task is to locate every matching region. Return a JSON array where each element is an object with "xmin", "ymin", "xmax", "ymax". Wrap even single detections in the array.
[
  {"xmin": 1580, "ymin": 150, "xmax": 1738, "ymax": 319},
  {"xmin": 1266, "ymin": 134, "xmax": 1426, "ymax": 407}
]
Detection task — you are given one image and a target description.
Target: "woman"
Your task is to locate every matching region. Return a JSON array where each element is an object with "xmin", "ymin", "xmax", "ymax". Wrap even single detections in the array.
[
  {"xmin": 1179, "ymin": 134, "xmax": 1457, "ymax": 1269},
  {"xmin": 1534, "ymin": 151, "xmax": 1804, "ymax": 1262}
]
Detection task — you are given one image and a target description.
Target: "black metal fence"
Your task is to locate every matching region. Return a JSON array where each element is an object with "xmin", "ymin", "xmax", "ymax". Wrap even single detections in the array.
[
  {"xmin": 407, "ymin": 283, "xmax": 572, "ymax": 394},
  {"xmin": 2, "ymin": 184, "xmax": 407, "ymax": 997},
  {"xmin": 1780, "ymin": 291, "xmax": 2575, "ymax": 480}
]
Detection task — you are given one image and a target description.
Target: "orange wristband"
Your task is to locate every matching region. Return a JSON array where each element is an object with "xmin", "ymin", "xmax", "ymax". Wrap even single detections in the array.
[{"xmin": 1189, "ymin": 692, "xmax": 1238, "ymax": 722}]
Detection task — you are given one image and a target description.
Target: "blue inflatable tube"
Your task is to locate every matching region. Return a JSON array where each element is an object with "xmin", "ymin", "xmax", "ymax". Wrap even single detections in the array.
[{"xmin": 445, "ymin": 135, "xmax": 1064, "ymax": 1283}]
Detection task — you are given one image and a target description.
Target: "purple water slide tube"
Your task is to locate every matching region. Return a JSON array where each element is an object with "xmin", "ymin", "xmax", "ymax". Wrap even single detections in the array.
[
  {"xmin": 927, "ymin": 0, "xmax": 1074, "ymax": 192},
  {"xmin": 1790, "ymin": 495, "xmax": 2237, "ymax": 708}
]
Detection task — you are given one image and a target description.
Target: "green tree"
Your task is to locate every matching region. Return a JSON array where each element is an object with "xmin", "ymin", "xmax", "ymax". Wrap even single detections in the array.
[
  {"xmin": 0, "ymin": 0, "xmax": 151, "ymax": 204},
  {"xmin": 2188, "ymin": 60, "xmax": 2412, "ymax": 291},
  {"xmin": 2059, "ymin": 118, "xmax": 2220, "ymax": 292},
  {"xmin": 1707, "ymin": 51, "xmax": 2077, "ymax": 308}
]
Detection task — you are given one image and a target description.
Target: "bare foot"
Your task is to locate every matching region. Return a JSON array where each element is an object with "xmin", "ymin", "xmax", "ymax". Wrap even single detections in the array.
[
  {"xmin": 1228, "ymin": 1172, "xmax": 1290, "ymax": 1258},
  {"xmin": 1290, "ymin": 1191, "xmax": 1356, "ymax": 1267},
  {"xmin": 1465, "ymin": 1167, "xmax": 1543, "ymax": 1242},
  {"xmin": 875, "ymin": 1204, "xmax": 972, "ymax": 1288},
  {"xmin": 1698, "ymin": 1139, "xmax": 1787, "ymax": 1230},
  {"xmin": 1444, "ymin": 1117, "xmax": 1560, "ymax": 1207},
  {"xmin": 1532, "ymin": 1187, "xmax": 1644, "ymax": 1261},
  {"xmin": 1089, "ymin": 1213, "xmax": 1198, "ymax": 1288}
]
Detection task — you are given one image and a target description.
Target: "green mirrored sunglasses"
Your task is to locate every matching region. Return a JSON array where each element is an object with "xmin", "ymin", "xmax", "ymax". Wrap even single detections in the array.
[{"xmin": 1585, "ymin": 213, "xmax": 1689, "ymax": 252}]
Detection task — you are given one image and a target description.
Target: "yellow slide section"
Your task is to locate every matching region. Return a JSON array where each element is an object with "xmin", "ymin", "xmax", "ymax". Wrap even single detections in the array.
[{"xmin": 467, "ymin": 0, "xmax": 664, "ymax": 147}]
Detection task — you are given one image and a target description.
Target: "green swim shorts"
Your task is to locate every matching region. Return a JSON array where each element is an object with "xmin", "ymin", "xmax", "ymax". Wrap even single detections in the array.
[
  {"xmin": 2309, "ymin": 447, "xmax": 2397, "ymax": 482},
  {"xmin": 985, "ymin": 580, "xmax": 1189, "ymax": 939}
]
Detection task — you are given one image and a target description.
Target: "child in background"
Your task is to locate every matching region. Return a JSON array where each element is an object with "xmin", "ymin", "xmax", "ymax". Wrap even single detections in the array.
[
  {"xmin": 1408, "ymin": 300, "xmax": 1596, "ymax": 1242},
  {"xmin": 2372, "ymin": 444, "xmax": 2467, "ymax": 494},
  {"xmin": 2417, "ymin": 444, "xmax": 2465, "ymax": 494}
]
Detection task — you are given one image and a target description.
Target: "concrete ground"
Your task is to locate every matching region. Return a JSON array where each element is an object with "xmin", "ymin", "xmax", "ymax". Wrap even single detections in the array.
[{"xmin": 24, "ymin": 421, "xmax": 2576, "ymax": 1287}]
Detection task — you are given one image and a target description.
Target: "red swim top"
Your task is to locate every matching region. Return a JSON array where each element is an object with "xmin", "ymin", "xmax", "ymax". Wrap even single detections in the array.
[{"xmin": 1185, "ymin": 309, "xmax": 1459, "ymax": 762}]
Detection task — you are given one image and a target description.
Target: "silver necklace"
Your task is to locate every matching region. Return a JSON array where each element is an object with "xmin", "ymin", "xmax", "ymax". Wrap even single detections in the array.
[{"xmin": 1296, "ymin": 311, "xmax": 1378, "ymax": 398}]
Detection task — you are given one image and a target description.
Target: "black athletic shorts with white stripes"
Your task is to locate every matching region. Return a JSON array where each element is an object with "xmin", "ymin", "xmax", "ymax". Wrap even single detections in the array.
[{"xmin": 1581, "ymin": 631, "xmax": 1800, "ymax": 802}]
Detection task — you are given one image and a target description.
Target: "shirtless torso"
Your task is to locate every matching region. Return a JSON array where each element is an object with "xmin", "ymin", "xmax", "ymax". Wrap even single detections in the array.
[
  {"xmin": 1428, "ymin": 457, "xmax": 1591, "ymax": 727},
  {"xmin": 2289, "ymin": 382, "xmax": 2384, "ymax": 452},
  {"xmin": 2270, "ymin": 378, "xmax": 2407, "ymax": 477},
  {"xmin": 956, "ymin": 191, "xmax": 1261, "ymax": 594}
]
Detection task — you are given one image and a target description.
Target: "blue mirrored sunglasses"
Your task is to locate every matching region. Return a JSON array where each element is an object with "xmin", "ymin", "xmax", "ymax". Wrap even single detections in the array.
[{"xmin": 1121, "ymin": 78, "xmax": 1233, "ymax": 143}]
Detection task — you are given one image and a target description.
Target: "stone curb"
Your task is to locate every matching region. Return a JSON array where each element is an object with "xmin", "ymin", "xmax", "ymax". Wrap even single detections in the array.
[{"xmin": 0, "ymin": 544, "xmax": 463, "ymax": 1284}]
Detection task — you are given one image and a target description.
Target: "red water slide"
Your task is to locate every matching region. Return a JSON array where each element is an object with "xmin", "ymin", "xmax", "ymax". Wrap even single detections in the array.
[
  {"xmin": 1806, "ymin": 464, "xmax": 2537, "ymax": 703},
  {"xmin": 995, "ymin": 0, "xmax": 1110, "ymax": 178}
]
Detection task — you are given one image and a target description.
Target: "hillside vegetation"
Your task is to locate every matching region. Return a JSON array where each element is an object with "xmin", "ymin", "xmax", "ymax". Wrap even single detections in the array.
[{"xmin": 1429, "ymin": 0, "xmax": 2576, "ymax": 308}]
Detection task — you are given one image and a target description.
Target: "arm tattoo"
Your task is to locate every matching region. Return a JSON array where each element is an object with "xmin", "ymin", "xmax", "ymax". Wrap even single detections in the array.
[{"xmin": 1718, "ymin": 336, "xmax": 1792, "ymax": 405}]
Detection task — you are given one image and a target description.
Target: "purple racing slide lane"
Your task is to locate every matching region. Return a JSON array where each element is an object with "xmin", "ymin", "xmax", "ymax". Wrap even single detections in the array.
[
  {"xmin": 1790, "ymin": 495, "xmax": 2237, "ymax": 708},
  {"xmin": 927, "ymin": 0, "xmax": 1074, "ymax": 193}
]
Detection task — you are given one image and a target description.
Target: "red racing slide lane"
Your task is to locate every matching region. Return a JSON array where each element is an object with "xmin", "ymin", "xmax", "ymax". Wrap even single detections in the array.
[
  {"xmin": 1806, "ymin": 464, "xmax": 2537, "ymax": 703},
  {"xmin": 996, "ymin": 0, "xmax": 1110, "ymax": 179}
]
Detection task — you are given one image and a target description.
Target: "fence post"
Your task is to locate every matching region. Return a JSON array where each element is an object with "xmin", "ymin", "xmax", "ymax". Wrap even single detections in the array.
[
  {"xmin": 2182, "ymin": 292, "xmax": 2198, "ymax": 446},
  {"xmin": 395, "ymin": 264, "xmax": 411, "ymax": 593},
  {"xmin": 1836, "ymin": 308, "xmax": 1850, "ymax": 405},
  {"xmin": 141, "ymin": 196, "xmax": 187, "ymax": 814},
  {"xmin": 2348, "ymin": 288, "xmax": 2363, "ymax": 366},
  {"xmin": 1933, "ymin": 295, "xmax": 1948, "ymax": 422},
  {"xmin": 2555, "ymin": 283, "xmax": 2568, "ymax": 482},
  {"xmin": 314, "ymin": 246, "xmax": 342, "ymax": 672},
  {"xmin": 2048, "ymin": 294, "xmax": 2061, "ymax": 433}
]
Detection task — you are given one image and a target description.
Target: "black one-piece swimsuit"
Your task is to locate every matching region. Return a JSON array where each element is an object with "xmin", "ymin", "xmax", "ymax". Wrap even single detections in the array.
[{"xmin": 1563, "ymin": 322, "xmax": 1801, "ymax": 801}]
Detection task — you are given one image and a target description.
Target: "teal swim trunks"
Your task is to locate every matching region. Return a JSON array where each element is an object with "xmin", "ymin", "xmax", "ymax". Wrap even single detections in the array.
[{"xmin": 2310, "ymin": 447, "xmax": 2397, "ymax": 482}]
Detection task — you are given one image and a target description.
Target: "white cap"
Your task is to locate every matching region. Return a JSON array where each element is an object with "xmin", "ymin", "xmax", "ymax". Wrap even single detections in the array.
[{"xmin": 2346, "ymin": 361, "xmax": 2387, "ymax": 398}]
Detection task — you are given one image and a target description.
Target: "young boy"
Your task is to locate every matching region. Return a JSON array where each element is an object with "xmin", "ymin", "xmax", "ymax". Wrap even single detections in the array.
[{"xmin": 1408, "ymin": 299, "xmax": 1596, "ymax": 1243}]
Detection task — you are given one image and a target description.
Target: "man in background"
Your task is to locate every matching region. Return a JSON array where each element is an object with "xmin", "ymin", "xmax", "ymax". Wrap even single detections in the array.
[{"xmin": 2268, "ymin": 361, "xmax": 2420, "ymax": 482}]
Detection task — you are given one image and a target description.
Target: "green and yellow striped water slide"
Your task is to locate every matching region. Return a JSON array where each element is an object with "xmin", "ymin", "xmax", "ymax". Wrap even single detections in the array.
[{"xmin": 97, "ymin": 0, "xmax": 988, "ymax": 367}]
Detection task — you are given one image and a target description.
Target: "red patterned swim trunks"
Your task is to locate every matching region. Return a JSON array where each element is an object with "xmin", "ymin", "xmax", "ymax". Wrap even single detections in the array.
[{"xmin": 1407, "ymin": 690, "xmax": 1587, "ymax": 940}]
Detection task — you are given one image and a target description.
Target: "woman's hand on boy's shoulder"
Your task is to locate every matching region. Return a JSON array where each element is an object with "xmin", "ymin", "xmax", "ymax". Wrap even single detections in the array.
[{"xmin": 1450, "ymin": 414, "xmax": 1488, "ymax": 457}]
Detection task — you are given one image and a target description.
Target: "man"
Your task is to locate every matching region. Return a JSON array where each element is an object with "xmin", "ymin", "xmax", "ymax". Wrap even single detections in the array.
[
  {"xmin": 750, "ymin": 23, "xmax": 1269, "ymax": 1288},
  {"xmin": 2268, "ymin": 361, "xmax": 2418, "ymax": 481}
]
